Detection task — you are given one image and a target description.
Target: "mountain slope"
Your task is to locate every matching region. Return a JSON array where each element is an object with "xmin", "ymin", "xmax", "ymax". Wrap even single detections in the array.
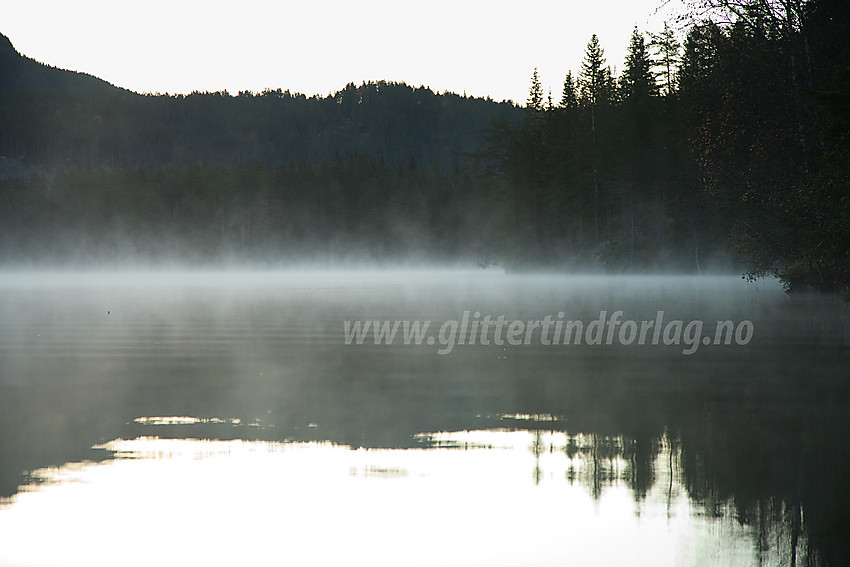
[{"xmin": 0, "ymin": 32, "xmax": 520, "ymax": 172}]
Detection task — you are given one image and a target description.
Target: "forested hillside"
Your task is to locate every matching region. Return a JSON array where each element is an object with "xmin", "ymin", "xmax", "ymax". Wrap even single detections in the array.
[
  {"xmin": 0, "ymin": 32, "xmax": 518, "ymax": 265},
  {"xmin": 479, "ymin": 0, "xmax": 849, "ymax": 287},
  {"xmin": 0, "ymin": 33, "xmax": 514, "ymax": 172},
  {"xmin": 1, "ymin": 0, "xmax": 848, "ymax": 289}
]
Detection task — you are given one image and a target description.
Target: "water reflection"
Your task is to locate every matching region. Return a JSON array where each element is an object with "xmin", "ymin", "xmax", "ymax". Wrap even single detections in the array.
[
  {"xmin": 0, "ymin": 429, "xmax": 758, "ymax": 567},
  {"xmin": 0, "ymin": 273, "xmax": 848, "ymax": 566},
  {"xmin": 1, "ymin": 409, "xmax": 842, "ymax": 566}
]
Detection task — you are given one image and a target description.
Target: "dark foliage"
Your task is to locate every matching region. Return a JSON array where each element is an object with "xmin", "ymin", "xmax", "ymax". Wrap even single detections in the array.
[{"xmin": 1, "ymin": 0, "xmax": 847, "ymax": 283}]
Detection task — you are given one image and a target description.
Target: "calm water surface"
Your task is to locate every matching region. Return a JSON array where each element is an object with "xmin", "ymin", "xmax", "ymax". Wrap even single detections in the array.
[{"xmin": 0, "ymin": 271, "xmax": 848, "ymax": 566}]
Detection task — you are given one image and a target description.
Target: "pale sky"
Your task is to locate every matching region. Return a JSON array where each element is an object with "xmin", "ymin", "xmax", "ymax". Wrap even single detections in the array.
[{"xmin": 3, "ymin": 0, "xmax": 684, "ymax": 104}]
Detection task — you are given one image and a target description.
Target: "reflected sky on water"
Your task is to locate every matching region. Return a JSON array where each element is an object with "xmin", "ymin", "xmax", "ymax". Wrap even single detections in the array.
[
  {"xmin": 2, "ymin": 427, "xmax": 757, "ymax": 567},
  {"xmin": 0, "ymin": 271, "xmax": 847, "ymax": 566}
]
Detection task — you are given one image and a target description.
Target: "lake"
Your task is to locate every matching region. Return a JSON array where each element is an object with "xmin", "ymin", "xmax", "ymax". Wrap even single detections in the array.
[{"xmin": 1, "ymin": 271, "xmax": 848, "ymax": 566}]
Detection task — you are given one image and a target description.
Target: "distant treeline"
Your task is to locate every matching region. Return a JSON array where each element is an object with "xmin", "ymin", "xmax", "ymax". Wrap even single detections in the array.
[
  {"xmin": 1, "ymin": 0, "xmax": 848, "ymax": 288},
  {"xmin": 0, "ymin": 160, "xmax": 505, "ymax": 266},
  {"xmin": 0, "ymin": 34, "xmax": 513, "ymax": 173}
]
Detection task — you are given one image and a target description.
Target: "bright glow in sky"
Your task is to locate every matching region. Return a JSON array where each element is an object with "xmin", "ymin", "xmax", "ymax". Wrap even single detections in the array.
[{"xmin": 3, "ymin": 0, "xmax": 684, "ymax": 104}]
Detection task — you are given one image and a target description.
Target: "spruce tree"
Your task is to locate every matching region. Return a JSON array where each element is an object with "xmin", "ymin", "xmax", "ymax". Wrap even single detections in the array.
[
  {"xmin": 620, "ymin": 27, "xmax": 658, "ymax": 101},
  {"xmin": 578, "ymin": 34, "xmax": 608, "ymax": 243},
  {"xmin": 527, "ymin": 67, "xmax": 544, "ymax": 111},
  {"xmin": 579, "ymin": 35, "xmax": 606, "ymax": 107},
  {"xmin": 560, "ymin": 71, "xmax": 578, "ymax": 108}
]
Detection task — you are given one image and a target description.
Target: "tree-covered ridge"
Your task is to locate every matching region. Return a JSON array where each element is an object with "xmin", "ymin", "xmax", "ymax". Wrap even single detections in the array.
[
  {"xmin": 0, "ymin": 33, "xmax": 519, "ymax": 172},
  {"xmin": 0, "ymin": 0, "xmax": 847, "ymax": 288}
]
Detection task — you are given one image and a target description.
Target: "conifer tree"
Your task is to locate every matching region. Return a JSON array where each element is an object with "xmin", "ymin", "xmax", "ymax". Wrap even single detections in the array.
[
  {"xmin": 527, "ymin": 67, "xmax": 544, "ymax": 111},
  {"xmin": 579, "ymin": 35, "xmax": 606, "ymax": 107},
  {"xmin": 649, "ymin": 22, "xmax": 681, "ymax": 97},
  {"xmin": 620, "ymin": 27, "xmax": 658, "ymax": 101},
  {"xmin": 560, "ymin": 71, "xmax": 578, "ymax": 108}
]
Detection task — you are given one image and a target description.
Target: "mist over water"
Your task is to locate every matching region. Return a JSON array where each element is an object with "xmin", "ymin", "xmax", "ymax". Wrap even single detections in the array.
[
  {"xmin": 0, "ymin": 269, "xmax": 848, "ymax": 566},
  {"xmin": 3, "ymin": 0, "xmax": 848, "ymax": 561}
]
